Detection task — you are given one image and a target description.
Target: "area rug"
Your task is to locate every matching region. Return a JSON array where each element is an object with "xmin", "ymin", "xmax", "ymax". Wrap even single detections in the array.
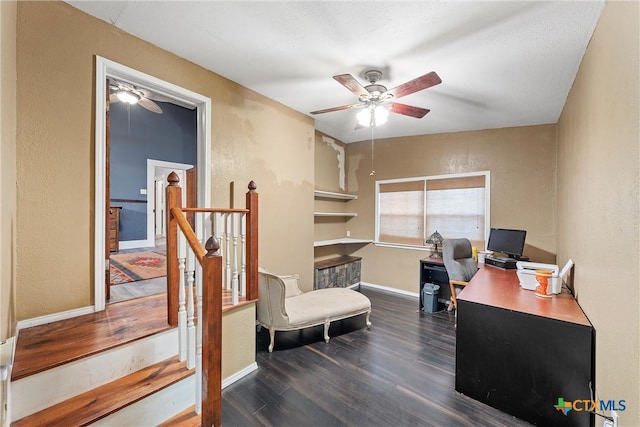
[{"xmin": 110, "ymin": 251, "xmax": 167, "ymax": 285}]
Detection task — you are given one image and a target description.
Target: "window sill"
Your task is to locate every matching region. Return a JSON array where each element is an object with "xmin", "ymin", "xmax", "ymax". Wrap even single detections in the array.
[{"xmin": 373, "ymin": 242, "xmax": 432, "ymax": 252}]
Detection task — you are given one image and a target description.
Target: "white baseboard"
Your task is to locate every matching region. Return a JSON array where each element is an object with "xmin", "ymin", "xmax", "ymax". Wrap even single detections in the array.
[
  {"xmin": 118, "ymin": 239, "xmax": 152, "ymax": 250},
  {"xmin": 1, "ymin": 337, "xmax": 15, "ymax": 427},
  {"xmin": 222, "ymin": 362, "xmax": 258, "ymax": 389},
  {"xmin": 17, "ymin": 305, "xmax": 96, "ymax": 330},
  {"xmin": 359, "ymin": 281, "xmax": 419, "ymax": 299}
]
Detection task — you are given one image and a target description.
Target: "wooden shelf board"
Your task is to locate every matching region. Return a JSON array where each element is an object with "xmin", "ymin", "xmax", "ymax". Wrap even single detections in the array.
[
  {"xmin": 314, "ymin": 238, "xmax": 372, "ymax": 247},
  {"xmin": 314, "ymin": 190, "xmax": 357, "ymax": 200},
  {"xmin": 314, "ymin": 212, "xmax": 357, "ymax": 217}
]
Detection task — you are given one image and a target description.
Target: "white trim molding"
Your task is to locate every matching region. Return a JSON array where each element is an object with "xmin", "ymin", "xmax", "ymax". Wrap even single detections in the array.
[
  {"xmin": 222, "ymin": 362, "xmax": 258, "ymax": 389},
  {"xmin": 359, "ymin": 282, "xmax": 419, "ymax": 299},
  {"xmin": 144, "ymin": 159, "xmax": 194, "ymax": 248},
  {"xmin": 94, "ymin": 56, "xmax": 212, "ymax": 311},
  {"xmin": 17, "ymin": 306, "xmax": 96, "ymax": 330}
]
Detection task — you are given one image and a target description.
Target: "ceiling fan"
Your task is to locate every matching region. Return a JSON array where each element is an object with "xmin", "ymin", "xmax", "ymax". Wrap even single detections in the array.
[
  {"xmin": 109, "ymin": 79, "xmax": 165, "ymax": 114},
  {"xmin": 310, "ymin": 69, "xmax": 442, "ymax": 126}
]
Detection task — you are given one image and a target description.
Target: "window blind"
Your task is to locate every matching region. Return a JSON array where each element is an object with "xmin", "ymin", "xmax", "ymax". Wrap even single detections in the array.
[
  {"xmin": 379, "ymin": 180, "xmax": 425, "ymax": 245},
  {"xmin": 377, "ymin": 174, "xmax": 487, "ymax": 247}
]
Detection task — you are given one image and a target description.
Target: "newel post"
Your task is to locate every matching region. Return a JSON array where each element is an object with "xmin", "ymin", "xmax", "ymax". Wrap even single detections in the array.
[
  {"xmin": 245, "ymin": 181, "xmax": 259, "ymax": 301},
  {"xmin": 166, "ymin": 172, "xmax": 182, "ymax": 327},
  {"xmin": 202, "ymin": 236, "xmax": 222, "ymax": 427}
]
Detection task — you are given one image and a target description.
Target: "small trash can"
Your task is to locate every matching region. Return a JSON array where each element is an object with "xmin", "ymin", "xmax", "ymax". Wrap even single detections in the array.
[{"xmin": 422, "ymin": 283, "xmax": 440, "ymax": 313}]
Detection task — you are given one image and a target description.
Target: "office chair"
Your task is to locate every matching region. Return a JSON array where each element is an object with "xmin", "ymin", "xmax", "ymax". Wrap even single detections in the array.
[{"xmin": 442, "ymin": 238, "xmax": 478, "ymax": 310}]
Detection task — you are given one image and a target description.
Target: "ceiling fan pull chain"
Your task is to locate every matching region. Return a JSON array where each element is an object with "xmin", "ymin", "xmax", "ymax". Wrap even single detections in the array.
[
  {"xmin": 127, "ymin": 104, "xmax": 132, "ymax": 136},
  {"xmin": 370, "ymin": 124, "xmax": 375, "ymax": 176}
]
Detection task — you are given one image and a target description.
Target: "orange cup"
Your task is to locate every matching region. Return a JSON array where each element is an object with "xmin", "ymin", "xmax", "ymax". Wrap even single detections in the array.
[{"xmin": 534, "ymin": 269, "xmax": 553, "ymax": 297}]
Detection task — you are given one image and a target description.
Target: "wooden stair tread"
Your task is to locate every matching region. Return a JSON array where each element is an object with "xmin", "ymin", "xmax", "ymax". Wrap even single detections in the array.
[
  {"xmin": 158, "ymin": 405, "xmax": 201, "ymax": 427},
  {"xmin": 12, "ymin": 294, "xmax": 172, "ymax": 380},
  {"xmin": 11, "ymin": 356, "xmax": 192, "ymax": 427},
  {"xmin": 13, "ymin": 291, "xmax": 254, "ymax": 380}
]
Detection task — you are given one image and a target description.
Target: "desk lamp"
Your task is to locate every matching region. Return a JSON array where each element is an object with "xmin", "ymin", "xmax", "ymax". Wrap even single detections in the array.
[{"xmin": 426, "ymin": 231, "xmax": 443, "ymax": 258}]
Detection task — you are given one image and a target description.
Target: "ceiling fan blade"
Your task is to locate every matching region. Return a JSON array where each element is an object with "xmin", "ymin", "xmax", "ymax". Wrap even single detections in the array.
[
  {"xmin": 388, "ymin": 102, "xmax": 430, "ymax": 118},
  {"xmin": 143, "ymin": 91, "xmax": 172, "ymax": 103},
  {"xmin": 310, "ymin": 103, "xmax": 363, "ymax": 115},
  {"xmin": 333, "ymin": 74, "xmax": 369, "ymax": 98},
  {"xmin": 138, "ymin": 97, "xmax": 163, "ymax": 114},
  {"xmin": 112, "ymin": 79, "xmax": 136, "ymax": 92},
  {"xmin": 386, "ymin": 71, "xmax": 442, "ymax": 99}
]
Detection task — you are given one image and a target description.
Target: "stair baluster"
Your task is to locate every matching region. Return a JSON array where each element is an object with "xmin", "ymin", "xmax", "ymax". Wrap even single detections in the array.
[
  {"xmin": 225, "ymin": 213, "xmax": 232, "ymax": 291},
  {"xmin": 165, "ymin": 175, "xmax": 258, "ymax": 426},
  {"xmin": 186, "ymin": 250, "xmax": 196, "ymax": 370},
  {"xmin": 178, "ymin": 233, "xmax": 187, "ymax": 362},
  {"xmin": 240, "ymin": 212, "xmax": 247, "ymax": 297}
]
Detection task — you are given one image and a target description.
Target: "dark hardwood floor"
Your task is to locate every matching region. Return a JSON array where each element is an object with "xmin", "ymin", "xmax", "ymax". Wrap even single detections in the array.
[{"xmin": 222, "ymin": 288, "xmax": 533, "ymax": 427}]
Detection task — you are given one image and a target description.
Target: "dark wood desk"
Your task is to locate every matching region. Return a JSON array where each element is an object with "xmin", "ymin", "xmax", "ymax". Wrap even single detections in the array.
[{"xmin": 456, "ymin": 264, "xmax": 594, "ymax": 427}]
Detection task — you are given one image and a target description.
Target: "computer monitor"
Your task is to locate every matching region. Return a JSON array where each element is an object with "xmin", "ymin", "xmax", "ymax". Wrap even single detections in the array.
[{"xmin": 486, "ymin": 228, "xmax": 527, "ymax": 259}]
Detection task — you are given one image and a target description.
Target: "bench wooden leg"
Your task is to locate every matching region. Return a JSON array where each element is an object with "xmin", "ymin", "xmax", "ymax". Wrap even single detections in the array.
[
  {"xmin": 324, "ymin": 320, "xmax": 330, "ymax": 343},
  {"xmin": 268, "ymin": 327, "xmax": 275, "ymax": 353},
  {"xmin": 365, "ymin": 310, "xmax": 372, "ymax": 328}
]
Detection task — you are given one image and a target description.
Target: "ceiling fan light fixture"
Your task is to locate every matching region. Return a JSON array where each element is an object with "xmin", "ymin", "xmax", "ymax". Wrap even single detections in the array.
[
  {"xmin": 116, "ymin": 90, "xmax": 140, "ymax": 105},
  {"xmin": 357, "ymin": 105, "xmax": 389, "ymax": 127}
]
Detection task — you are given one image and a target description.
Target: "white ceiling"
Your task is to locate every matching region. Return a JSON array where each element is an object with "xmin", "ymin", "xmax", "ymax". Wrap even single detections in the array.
[{"xmin": 66, "ymin": 1, "xmax": 605, "ymax": 143}]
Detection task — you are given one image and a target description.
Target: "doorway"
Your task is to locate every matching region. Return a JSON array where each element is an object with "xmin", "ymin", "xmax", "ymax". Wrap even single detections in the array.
[
  {"xmin": 94, "ymin": 57, "xmax": 212, "ymax": 312},
  {"xmin": 145, "ymin": 160, "xmax": 194, "ymax": 248},
  {"xmin": 108, "ymin": 160, "xmax": 194, "ymax": 304}
]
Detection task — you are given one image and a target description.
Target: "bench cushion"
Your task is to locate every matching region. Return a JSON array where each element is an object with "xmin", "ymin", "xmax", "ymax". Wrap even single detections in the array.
[{"xmin": 285, "ymin": 288, "xmax": 371, "ymax": 326}]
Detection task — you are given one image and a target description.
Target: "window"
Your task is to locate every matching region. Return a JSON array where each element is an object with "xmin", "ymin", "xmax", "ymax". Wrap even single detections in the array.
[{"xmin": 376, "ymin": 172, "xmax": 490, "ymax": 249}]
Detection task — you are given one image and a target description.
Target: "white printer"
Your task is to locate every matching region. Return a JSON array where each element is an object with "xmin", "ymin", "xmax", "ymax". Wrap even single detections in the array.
[{"xmin": 515, "ymin": 259, "xmax": 574, "ymax": 295}]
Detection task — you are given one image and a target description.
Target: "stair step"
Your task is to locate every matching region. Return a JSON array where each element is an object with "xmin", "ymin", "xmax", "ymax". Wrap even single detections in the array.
[
  {"xmin": 158, "ymin": 405, "xmax": 201, "ymax": 427},
  {"xmin": 12, "ymin": 293, "xmax": 171, "ymax": 381},
  {"xmin": 11, "ymin": 356, "xmax": 192, "ymax": 427}
]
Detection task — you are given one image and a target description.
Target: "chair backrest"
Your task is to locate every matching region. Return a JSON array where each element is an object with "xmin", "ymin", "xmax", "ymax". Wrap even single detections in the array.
[{"xmin": 442, "ymin": 238, "xmax": 478, "ymax": 282}]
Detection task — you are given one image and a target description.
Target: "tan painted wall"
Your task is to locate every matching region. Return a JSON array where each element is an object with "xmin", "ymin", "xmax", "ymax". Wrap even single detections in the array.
[
  {"xmin": 314, "ymin": 131, "xmax": 346, "ymax": 193},
  {"xmin": 557, "ymin": 1, "xmax": 639, "ymax": 425},
  {"xmin": 343, "ymin": 125, "xmax": 557, "ymax": 294},
  {"xmin": 222, "ymin": 304, "xmax": 255, "ymax": 381},
  {"xmin": 15, "ymin": 1, "xmax": 314, "ymax": 317},
  {"xmin": 313, "ymin": 131, "xmax": 354, "ymax": 261},
  {"xmin": 0, "ymin": 1, "xmax": 17, "ymax": 341}
]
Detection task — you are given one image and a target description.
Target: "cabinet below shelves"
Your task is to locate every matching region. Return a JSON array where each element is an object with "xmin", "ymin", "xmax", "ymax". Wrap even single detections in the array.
[{"xmin": 314, "ymin": 255, "xmax": 362, "ymax": 289}]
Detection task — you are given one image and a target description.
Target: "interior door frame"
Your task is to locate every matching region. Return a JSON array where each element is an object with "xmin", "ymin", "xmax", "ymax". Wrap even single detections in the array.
[
  {"xmin": 141, "ymin": 160, "xmax": 194, "ymax": 248},
  {"xmin": 94, "ymin": 56, "xmax": 212, "ymax": 312}
]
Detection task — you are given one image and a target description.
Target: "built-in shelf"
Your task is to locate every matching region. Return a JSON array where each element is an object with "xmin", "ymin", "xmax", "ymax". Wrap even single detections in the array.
[
  {"xmin": 314, "ymin": 190, "xmax": 357, "ymax": 200},
  {"xmin": 314, "ymin": 212, "xmax": 357, "ymax": 217},
  {"xmin": 313, "ymin": 190, "xmax": 369, "ymax": 252},
  {"xmin": 314, "ymin": 238, "xmax": 373, "ymax": 247}
]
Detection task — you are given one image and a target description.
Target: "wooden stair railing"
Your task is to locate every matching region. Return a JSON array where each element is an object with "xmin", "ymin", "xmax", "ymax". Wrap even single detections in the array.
[{"xmin": 165, "ymin": 173, "xmax": 259, "ymax": 427}]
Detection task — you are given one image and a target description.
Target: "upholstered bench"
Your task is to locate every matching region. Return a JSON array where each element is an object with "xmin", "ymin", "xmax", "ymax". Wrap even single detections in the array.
[{"xmin": 257, "ymin": 271, "xmax": 372, "ymax": 352}]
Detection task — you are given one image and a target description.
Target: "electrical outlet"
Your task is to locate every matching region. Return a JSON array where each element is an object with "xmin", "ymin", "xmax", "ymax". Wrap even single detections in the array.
[{"xmin": 603, "ymin": 410, "xmax": 618, "ymax": 427}]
